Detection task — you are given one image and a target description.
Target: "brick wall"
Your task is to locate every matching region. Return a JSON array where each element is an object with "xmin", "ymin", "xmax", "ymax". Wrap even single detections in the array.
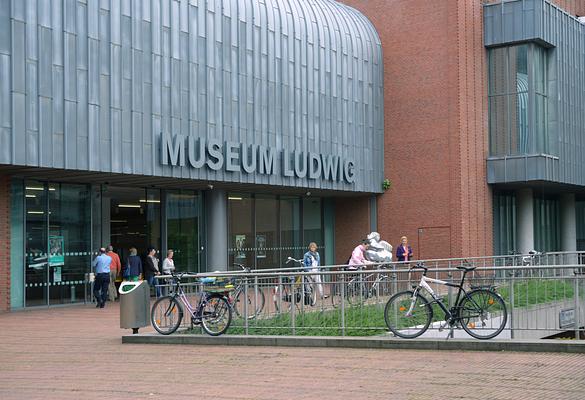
[
  {"xmin": 0, "ymin": 175, "xmax": 11, "ymax": 312},
  {"xmin": 340, "ymin": 0, "xmax": 493, "ymax": 259},
  {"xmin": 334, "ymin": 197, "xmax": 371, "ymax": 264}
]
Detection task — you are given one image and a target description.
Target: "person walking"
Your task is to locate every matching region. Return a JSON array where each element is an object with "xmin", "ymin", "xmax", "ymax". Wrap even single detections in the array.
[
  {"xmin": 125, "ymin": 247, "xmax": 143, "ymax": 281},
  {"xmin": 92, "ymin": 248, "xmax": 112, "ymax": 308},
  {"xmin": 106, "ymin": 245, "xmax": 121, "ymax": 302},
  {"xmin": 303, "ymin": 242, "xmax": 327, "ymax": 299},
  {"xmin": 396, "ymin": 236, "xmax": 413, "ymax": 262},
  {"xmin": 144, "ymin": 247, "xmax": 161, "ymax": 297}
]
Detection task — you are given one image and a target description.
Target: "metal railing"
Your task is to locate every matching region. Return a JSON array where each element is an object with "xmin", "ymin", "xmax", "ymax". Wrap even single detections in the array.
[{"xmin": 153, "ymin": 251, "xmax": 585, "ymax": 339}]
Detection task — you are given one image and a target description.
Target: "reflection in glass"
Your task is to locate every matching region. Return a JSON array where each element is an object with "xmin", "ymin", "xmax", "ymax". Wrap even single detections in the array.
[
  {"xmin": 255, "ymin": 196, "xmax": 278, "ymax": 268},
  {"xmin": 303, "ymin": 197, "xmax": 323, "ymax": 262},
  {"xmin": 25, "ymin": 181, "xmax": 48, "ymax": 306},
  {"xmin": 167, "ymin": 191, "xmax": 200, "ymax": 273},
  {"xmin": 228, "ymin": 194, "xmax": 253, "ymax": 269},
  {"xmin": 281, "ymin": 197, "xmax": 302, "ymax": 266}
]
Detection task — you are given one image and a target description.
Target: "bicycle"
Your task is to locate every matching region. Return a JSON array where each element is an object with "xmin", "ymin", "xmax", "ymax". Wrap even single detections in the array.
[
  {"xmin": 273, "ymin": 257, "xmax": 317, "ymax": 313},
  {"xmin": 151, "ymin": 272, "xmax": 233, "ymax": 336},
  {"xmin": 384, "ymin": 262, "xmax": 507, "ymax": 339},
  {"xmin": 230, "ymin": 263, "xmax": 266, "ymax": 319},
  {"xmin": 345, "ymin": 264, "xmax": 392, "ymax": 305}
]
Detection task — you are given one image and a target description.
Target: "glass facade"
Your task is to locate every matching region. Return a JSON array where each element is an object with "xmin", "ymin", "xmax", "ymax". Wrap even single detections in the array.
[
  {"xmin": 493, "ymin": 193, "xmax": 517, "ymax": 256},
  {"xmin": 533, "ymin": 196, "xmax": 560, "ymax": 253},
  {"xmin": 23, "ymin": 181, "xmax": 91, "ymax": 306},
  {"xmin": 228, "ymin": 194, "xmax": 324, "ymax": 269},
  {"xmin": 488, "ymin": 44, "xmax": 548, "ymax": 156},
  {"xmin": 166, "ymin": 191, "xmax": 201, "ymax": 272}
]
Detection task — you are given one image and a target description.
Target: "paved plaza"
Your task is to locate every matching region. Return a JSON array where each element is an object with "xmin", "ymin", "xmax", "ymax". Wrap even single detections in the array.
[{"xmin": 0, "ymin": 303, "xmax": 584, "ymax": 400}]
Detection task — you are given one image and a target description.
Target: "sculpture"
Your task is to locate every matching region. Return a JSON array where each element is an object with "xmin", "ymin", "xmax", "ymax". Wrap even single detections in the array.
[{"xmin": 365, "ymin": 232, "xmax": 393, "ymax": 263}]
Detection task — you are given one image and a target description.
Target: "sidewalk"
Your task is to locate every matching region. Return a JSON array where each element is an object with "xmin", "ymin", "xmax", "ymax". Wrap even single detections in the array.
[{"xmin": 0, "ymin": 303, "xmax": 584, "ymax": 400}]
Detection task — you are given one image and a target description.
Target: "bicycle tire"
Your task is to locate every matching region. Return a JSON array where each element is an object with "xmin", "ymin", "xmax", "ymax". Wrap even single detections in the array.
[
  {"xmin": 151, "ymin": 296, "xmax": 183, "ymax": 335},
  {"xmin": 304, "ymin": 278, "xmax": 317, "ymax": 307},
  {"xmin": 233, "ymin": 286, "xmax": 266, "ymax": 319},
  {"xmin": 459, "ymin": 289, "xmax": 507, "ymax": 340},
  {"xmin": 384, "ymin": 290, "xmax": 433, "ymax": 339},
  {"xmin": 273, "ymin": 284, "xmax": 293, "ymax": 313},
  {"xmin": 201, "ymin": 293, "xmax": 232, "ymax": 336}
]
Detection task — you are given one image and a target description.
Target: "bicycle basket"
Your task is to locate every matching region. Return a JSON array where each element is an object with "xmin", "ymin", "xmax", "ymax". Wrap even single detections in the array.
[
  {"xmin": 200, "ymin": 277, "xmax": 236, "ymax": 293},
  {"xmin": 467, "ymin": 270, "xmax": 496, "ymax": 289}
]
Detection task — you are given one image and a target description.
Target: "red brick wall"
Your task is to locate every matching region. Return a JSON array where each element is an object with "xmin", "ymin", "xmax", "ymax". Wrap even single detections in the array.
[
  {"xmin": 340, "ymin": 0, "xmax": 493, "ymax": 259},
  {"xmin": 334, "ymin": 197, "xmax": 371, "ymax": 264},
  {"xmin": 0, "ymin": 175, "xmax": 11, "ymax": 312}
]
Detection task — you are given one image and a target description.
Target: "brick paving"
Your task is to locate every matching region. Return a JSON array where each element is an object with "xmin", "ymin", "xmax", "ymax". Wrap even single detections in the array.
[{"xmin": 0, "ymin": 303, "xmax": 584, "ymax": 400}]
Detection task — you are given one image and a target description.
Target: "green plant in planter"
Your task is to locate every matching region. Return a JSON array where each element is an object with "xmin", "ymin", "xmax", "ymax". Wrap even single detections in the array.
[{"xmin": 382, "ymin": 178, "xmax": 391, "ymax": 191}]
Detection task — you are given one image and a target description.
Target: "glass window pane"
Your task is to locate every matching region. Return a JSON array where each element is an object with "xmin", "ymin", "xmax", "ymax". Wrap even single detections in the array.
[
  {"xmin": 302, "ymin": 198, "xmax": 323, "ymax": 252},
  {"xmin": 167, "ymin": 191, "xmax": 200, "ymax": 273},
  {"xmin": 488, "ymin": 47, "xmax": 509, "ymax": 95},
  {"xmin": 489, "ymin": 95, "xmax": 509, "ymax": 156},
  {"xmin": 25, "ymin": 181, "xmax": 48, "ymax": 306},
  {"xmin": 228, "ymin": 194, "xmax": 254, "ymax": 269},
  {"xmin": 280, "ymin": 196, "xmax": 302, "ymax": 266},
  {"xmin": 146, "ymin": 188, "xmax": 161, "ymax": 258},
  {"xmin": 255, "ymin": 195, "xmax": 278, "ymax": 269},
  {"xmin": 48, "ymin": 183, "xmax": 91, "ymax": 305}
]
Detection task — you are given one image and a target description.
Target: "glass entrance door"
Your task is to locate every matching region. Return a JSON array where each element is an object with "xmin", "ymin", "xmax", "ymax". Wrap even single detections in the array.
[{"xmin": 25, "ymin": 182, "xmax": 48, "ymax": 307}]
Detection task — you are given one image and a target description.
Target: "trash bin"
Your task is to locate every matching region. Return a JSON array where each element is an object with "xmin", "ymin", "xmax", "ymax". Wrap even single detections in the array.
[{"xmin": 119, "ymin": 280, "xmax": 150, "ymax": 334}]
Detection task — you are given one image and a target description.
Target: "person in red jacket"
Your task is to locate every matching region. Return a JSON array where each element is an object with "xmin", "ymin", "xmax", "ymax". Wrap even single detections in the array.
[{"xmin": 106, "ymin": 245, "xmax": 122, "ymax": 301}]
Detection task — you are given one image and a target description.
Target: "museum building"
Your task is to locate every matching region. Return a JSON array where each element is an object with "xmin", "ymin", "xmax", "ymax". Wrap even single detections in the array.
[{"xmin": 0, "ymin": 0, "xmax": 383, "ymax": 309}]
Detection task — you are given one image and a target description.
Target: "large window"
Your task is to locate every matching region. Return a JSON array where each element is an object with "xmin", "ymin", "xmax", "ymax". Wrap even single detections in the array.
[
  {"xmin": 166, "ymin": 191, "xmax": 201, "ymax": 272},
  {"xmin": 228, "ymin": 194, "xmax": 324, "ymax": 269},
  {"xmin": 534, "ymin": 196, "xmax": 560, "ymax": 253},
  {"xmin": 488, "ymin": 44, "xmax": 548, "ymax": 156},
  {"xmin": 493, "ymin": 193, "xmax": 517, "ymax": 256}
]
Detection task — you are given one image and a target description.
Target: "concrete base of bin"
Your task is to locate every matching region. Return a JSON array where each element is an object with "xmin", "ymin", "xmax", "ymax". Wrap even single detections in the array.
[{"xmin": 122, "ymin": 334, "xmax": 585, "ymax": 354}]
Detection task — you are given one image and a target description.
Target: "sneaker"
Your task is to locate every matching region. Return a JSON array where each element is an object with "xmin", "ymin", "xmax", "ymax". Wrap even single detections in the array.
[{"xmin": 323, "ymin": 295, "xmax": 329, "ymax": 299}]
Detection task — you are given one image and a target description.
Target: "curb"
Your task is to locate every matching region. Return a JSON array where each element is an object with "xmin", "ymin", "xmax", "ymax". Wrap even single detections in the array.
[{"xmin": 122, "ymin": 334, "xmax": 585, "ymax": 353}]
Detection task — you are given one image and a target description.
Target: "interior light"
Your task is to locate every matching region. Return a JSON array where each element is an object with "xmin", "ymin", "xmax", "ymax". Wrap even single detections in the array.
[
  {"xmin": 27, "ymin": 211, "xmax": 45, "ymax": 215},
  {"xmin": 25, "ymin": 187, "xmax": 44, "ymax": 191},
  {"xmin": 110, "ymin": 220, "xmax": 128, "ymax": 223},
  {"xmin": 139, "ymin": 199, "xmax": 161, "ymax": 203},
  {"xmin": 118, "ymin": 204, "xmax": 142, "ymax": 208},
  {"xmin": 228, "ymin": 197, "xmax": 243, "ymax": 201},
  {"xmin": 25, "ymin": 194, "xmax": 36, "ymax": 198}
]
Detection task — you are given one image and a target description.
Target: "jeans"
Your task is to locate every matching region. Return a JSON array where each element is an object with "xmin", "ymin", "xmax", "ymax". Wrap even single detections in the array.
[
  {"xmin": 93, "ymin": 273, "xmax": 110, "ymax": 307},
  {"xmin": 147, "ymin": 275, "xmax": 161, "ymax": 297}
]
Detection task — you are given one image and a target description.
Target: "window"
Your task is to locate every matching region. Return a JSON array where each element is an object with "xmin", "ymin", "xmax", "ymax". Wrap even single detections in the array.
[
  {"xmin": 533, "ymin": 196, "xmax": 560, "ymax": 253},
  {"xmin": 493, "ymin": 193, "xmax": 517, "ymax": 256},
  {"xmin": 488, "ymin": 44, "xmax": 548, "ymax": 156}
]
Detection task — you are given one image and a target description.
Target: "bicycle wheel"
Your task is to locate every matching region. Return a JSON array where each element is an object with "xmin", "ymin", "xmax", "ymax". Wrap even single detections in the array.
[
  {"xmin": 151, "ymin": 296, "xmax": 183, "ymax": 335},
  {"xmin": 303, "ymin": 278, "xmax": 317, "ymax": 307},
  {"xmin": 201, "ymin": 293, "xmax": 232, "ymax": 336},
  {"xmin": 384, "ymin": 291, "xmax": 433, "ymax": 339},
  {"xmin": 234, "ymin": 286, "xmax": 266, "ymax": 319},
  {"xmin": 459, "ymin": 289, "xmax": 507, "ymax": 339},
  {"xmin": 371, "ymin": 276, "xmax": 392, "ymax": 304},
  {"xmin": 273, "ymin": 284, "xmax": 293, "ymax": 313}
]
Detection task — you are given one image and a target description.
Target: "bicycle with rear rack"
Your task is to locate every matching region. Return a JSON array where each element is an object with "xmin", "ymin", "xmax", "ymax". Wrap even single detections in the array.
[
  {"xmin": 230, "ymin": 263, "xmax": 266, "ymax": 319},
  {"xmin": 384, "ymin": 262, "xmax": 507, "ymax": 339},
  {"xmin": 273, "ymin": 257, "xmax": 318, "ymax": 313},
  {"xmin": 345, "ymin": 264, "xmax": 392, "ymax": 305},
  {"xmin": 151, "ymin": 272, "xmax": 233, "ymax": 336}
]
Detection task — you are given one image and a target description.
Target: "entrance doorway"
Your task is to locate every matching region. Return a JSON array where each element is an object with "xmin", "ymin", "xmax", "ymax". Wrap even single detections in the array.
[{"xmin": 106, "ymin": 187, "xmax": 161, "ymax": 266}]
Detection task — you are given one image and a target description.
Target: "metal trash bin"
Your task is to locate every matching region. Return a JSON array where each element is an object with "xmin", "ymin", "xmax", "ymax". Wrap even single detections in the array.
[{"xmin": 119, "ymin": 280, "xmax": 150, "ymax": 334}]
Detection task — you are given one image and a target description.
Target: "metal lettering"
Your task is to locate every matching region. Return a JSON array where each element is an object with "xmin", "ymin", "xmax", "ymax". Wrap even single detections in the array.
[
  {"xmin": 344, "ymin": 160, "xmax": 355, "ymax": 183},
  {"xmin": 161, "ymin": 132, "xmax": 185, "ymax": 167},
  {"xmin": 241, "ymin": 143, "xmax": 257, "ymax": 174},
  {"xmin": 206, "ymin": 139, "xmax": 224, "ymax": 171},
  {"xmin": 225, "ymin": 141, "xmax": 240, "ymax": 172},
  {"xmin": 282, "ymin": 150, "xmax": 294, "ymax": 177},
  {"xmin": 321, "ymin": 154, "xmax": 339, "ymax": 181},
  {"xmin": 259, "ymin": 146, "xmax": 276, "ymax": 175},
  {"xmin": 308, "ymin": 152, "xmax": 321, "ymax": 179},
  {"xmin": 187, "ymin": 136, "xmax": 205, "ymax": 168}
]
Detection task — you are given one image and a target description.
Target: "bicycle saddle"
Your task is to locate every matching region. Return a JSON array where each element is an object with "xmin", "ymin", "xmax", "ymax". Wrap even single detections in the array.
[{"xmin": 456, "ymin": 263, "xmax": 476, "ymax": 272}]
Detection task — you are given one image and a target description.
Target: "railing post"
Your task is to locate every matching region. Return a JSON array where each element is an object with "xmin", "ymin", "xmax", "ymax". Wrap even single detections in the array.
[
  {"xmin": 290, "ymin": 274, "xmax": 296, "ymax": 336},
  {"xmin": 340, "ymin": 272, "xmax": 345, "ymax": 336},
  {"xmin": 509, "ymin": 270, "xmax": 515, "ymax": 340},
  {"xmin": 244, "ymin": 278, "xmax": 249, "ymax": 335},
  {"xmin": 254, "ymin": 274, "xmax": 259, "ymax": 319},
  {"xmin": 575, "ymin": 271, "xmax": 580, "ymax": 340}
]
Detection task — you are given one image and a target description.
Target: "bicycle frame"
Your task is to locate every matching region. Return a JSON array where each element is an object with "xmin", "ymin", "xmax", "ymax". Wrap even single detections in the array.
[{"xmin": 411, "ymin": 273, "xmax": 469, "ymax": 321}]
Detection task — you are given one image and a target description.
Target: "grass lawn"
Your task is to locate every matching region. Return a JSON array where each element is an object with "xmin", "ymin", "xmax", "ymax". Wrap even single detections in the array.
[{"xmin": 497, "ymin": 278, "xmax": 574, "ymax": 308}]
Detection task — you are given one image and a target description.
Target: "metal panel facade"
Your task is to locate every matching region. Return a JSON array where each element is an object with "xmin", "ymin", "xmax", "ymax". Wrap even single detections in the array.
[
  {"xmin": 0, "ymin": 0, "xmax": 384, "ymax": 193},
  {"xmin": 485, "ymin": 0, "xmax": 585, "ymax": 187}
]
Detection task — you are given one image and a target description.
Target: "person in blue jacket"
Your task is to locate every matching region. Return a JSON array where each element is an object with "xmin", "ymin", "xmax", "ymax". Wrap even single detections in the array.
[{"xmin": 303, "ymin": 242, "xmax": 327, "ymax": 299}]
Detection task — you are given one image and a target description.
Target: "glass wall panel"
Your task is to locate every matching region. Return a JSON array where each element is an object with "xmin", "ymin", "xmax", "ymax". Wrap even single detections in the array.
[
  {"xmin": 280, "ymin": 196, "xmax": 302, "ymax": 266},
  {"xmin": 109, "ymin": 187, "xmax": 148, "ymax": 263},
  {"xmin": 167, "ymin": 191, "xmax": 200, "ymax": 272},
  {"xmin": 10, "ymin": 179, "xmax": 24, "ymax": 309},
  {"xmin": 47, "ymin": 183, "xmax": 91, "ymax": 305},
  {"xmin": 146, "ymin": 189, "xmax": 161, "ymax": 258},
  {"xmin": 493, "ymin": 193, "xmax": 516, "ymax": 255},
  {"xmin": 303, "ymin": 197, "xmax": 323, "ymax": 255},
  {"xmin": 25, "ymin": 181, "xmax": 48, "ymax": 306},
  {"xmin": 255, "ymin": 196, "xmax": 278, "ymax": 268},
  {"xmin": 488, "ymin": 44, "xmax": 548, "ymax": 156},
  {"xmin": 534, "ymin": 196, "xmax": 560, "ymax": 253},
  {"xmin": 228, "ymin": 194, "xmax": 253, "ymax": 269}
]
